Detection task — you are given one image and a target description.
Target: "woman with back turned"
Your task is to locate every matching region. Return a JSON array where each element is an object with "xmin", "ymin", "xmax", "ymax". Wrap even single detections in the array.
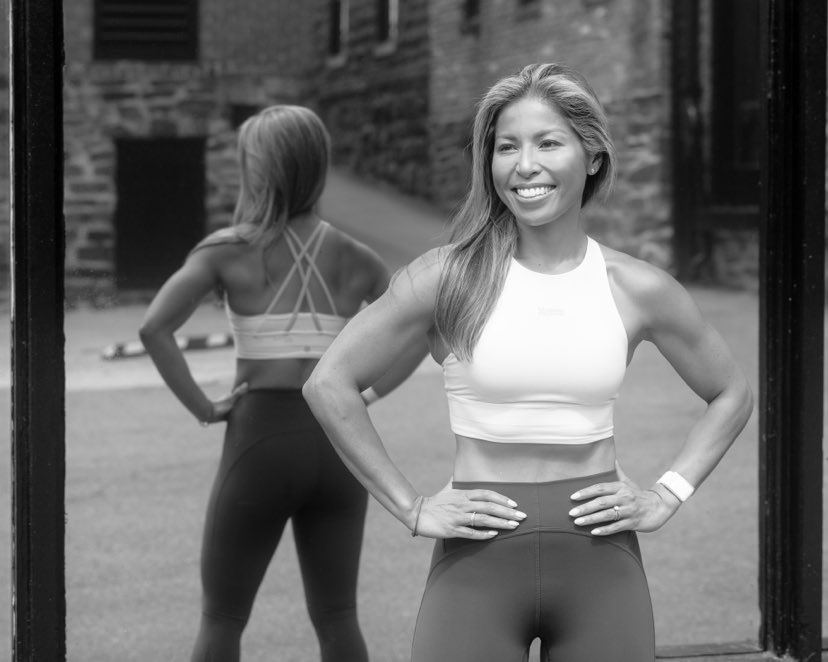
[
  {"xmin": 140, "ymin": 105, "xmax": 421, "ymax": 661},
  {"xmin": 303, "ymin": 64, "xmax": 753, "ymax": 661}
]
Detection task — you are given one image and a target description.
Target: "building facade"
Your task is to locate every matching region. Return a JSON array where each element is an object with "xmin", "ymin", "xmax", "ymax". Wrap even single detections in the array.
[
  {"xmin": 312, "ymin": 0, "xmax": 764, "ymax": 288},
  {"xmin": 3, "ymin": 0, "xmax": 773, "ymax": 303},
  {"xmin": 61, "ymin": 0, "xmax": 316, "ymax": 303}
]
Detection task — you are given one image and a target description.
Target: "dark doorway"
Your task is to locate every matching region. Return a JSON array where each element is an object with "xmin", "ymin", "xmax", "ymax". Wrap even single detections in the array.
[
  {"xmin": 672, "ymin": 0, "xmax": 761, "ymax": 279},
  {"xmin": 114, "ymin": 137, "xmax": 206, "ymax": 291},
  {"xmin": 707, "ymin": 0, "xmax": 761, "ymax": 213}
]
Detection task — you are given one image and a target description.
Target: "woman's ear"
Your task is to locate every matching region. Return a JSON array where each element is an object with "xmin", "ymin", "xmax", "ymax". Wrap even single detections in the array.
[{"xmin": 587, "ymin": 153, "xmax": 603, "ymax": 175}]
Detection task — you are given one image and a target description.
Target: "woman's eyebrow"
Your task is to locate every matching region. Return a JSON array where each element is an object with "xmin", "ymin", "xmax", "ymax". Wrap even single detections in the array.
[{"xmin": 495, "ymin": 128, "xmax": 568, "ymax": 141}]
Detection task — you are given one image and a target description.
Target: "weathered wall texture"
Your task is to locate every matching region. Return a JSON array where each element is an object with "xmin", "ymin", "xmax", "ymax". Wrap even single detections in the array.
[
  {"xmin": 8, "ymin": 0, "xmax": 802, "ymax": 300},
  {"xmin": 62, "ymin": 0, "xmax": 315, "ymax": 303},
  {"xmin": 428, "ymin": 0, "xmax": 673, "ymax": 269},
  {"xmin": 313, "ymin": 0, "xmax": 432, "ymax": 199}
]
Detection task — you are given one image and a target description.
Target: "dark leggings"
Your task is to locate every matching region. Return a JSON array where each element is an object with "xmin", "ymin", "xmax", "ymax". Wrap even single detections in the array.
[
  {"xmin": 411, "ymin": 471, "xmax": 655, "ymax": 662},
  {"xmin": 191, "ymin": 390, "xmax": 369, "ymax": 662}
]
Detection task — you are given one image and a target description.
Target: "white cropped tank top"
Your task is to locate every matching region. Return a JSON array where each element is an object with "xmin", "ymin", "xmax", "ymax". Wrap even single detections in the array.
[
  {"xmin": 226, "ymin": 221, "xmax": 349, "ymax": 360},
  {"xmin": 442, "ymin": 237, "xmax": 628, "ymax": 444}
]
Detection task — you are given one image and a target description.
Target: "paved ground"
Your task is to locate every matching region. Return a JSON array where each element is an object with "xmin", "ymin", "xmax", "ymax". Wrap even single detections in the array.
[
  {"xmin": 1, "ymin": 168, "xmax": 825, "ymax": 660},
  {"xmin": 0, "ymin": 168, "xmax": 451, "ymax": 391}
]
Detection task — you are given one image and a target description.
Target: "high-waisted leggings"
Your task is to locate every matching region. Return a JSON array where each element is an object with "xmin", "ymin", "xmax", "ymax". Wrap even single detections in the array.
[
  {"xmin": 411, "ymin": 471, "xmax": 655, "ymax": 662},
  {"xmin": 191, "ymin": 390, "xmax": 369, "ymax": 662}
]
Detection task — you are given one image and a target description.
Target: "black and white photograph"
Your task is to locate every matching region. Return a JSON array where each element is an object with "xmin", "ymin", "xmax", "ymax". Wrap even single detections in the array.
[{"xmin": 3, "ymin": 1, "xmax": 827, "ymax": 661}]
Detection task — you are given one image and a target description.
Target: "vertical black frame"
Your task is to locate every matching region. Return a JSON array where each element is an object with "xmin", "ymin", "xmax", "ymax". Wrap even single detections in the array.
[
  {"xmin": 10, "ymin": 0, "xmax": 66, "ymax": 660},
  {"xmin": 758, "ymin": 0, "xmax": 825, "ymax": 659},
  {"xmin": 669, "ymin": 0, "xmax": 701, "ymax": 281}
]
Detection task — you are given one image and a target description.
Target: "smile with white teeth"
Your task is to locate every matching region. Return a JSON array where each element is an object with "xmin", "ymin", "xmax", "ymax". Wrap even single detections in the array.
[{"xmin": 514, "ymin": 185, "xmax": 554, "ymax": 199}]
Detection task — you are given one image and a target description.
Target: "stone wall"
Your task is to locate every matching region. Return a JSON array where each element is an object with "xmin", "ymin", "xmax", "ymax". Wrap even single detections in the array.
[
  {"xmin": 61, "ymin": 0, "xmax": 315, "ymax": 303},
  {"xmin": 428, "ymin": 0, "xmax": 673, "ymax": 268},
  {"xmin": 313, "ymin": 0, "xmax": 432, "ymax": 199}
]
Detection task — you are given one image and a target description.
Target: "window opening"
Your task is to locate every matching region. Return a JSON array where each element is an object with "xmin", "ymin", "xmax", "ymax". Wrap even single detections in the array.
[{"xmin": 93, "ymin": 0, "xmax": 198, "ymax": 61}]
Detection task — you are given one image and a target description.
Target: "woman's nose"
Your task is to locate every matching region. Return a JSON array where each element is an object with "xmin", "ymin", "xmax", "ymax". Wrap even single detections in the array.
[{"xmin": 515, "ymin": 150, "xmax": 540, "ymax": 177}]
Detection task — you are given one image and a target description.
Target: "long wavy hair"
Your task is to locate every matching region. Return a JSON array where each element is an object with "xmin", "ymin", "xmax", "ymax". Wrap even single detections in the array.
[
  {"xmin": 232, "ymin": 105, "xmax": 331, "ymax": 246},
  {"xmin": 434, "ymin": 63, "xmax": 618, "ymax": 360}
]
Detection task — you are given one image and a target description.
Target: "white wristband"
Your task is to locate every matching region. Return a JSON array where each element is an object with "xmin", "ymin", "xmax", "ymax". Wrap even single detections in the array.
[
  {"xmin": 657, "ymin": 471, "xmax": 695, "ymax": 502},
  {"xmin": 361, "ymin": 387, "xmax": 380, "ymax": 405}
]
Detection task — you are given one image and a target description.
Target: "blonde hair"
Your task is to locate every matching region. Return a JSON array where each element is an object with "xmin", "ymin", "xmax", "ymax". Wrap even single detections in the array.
[
  {"xmin": 232, "ymin": 105, "xmax": 331, "ymax": 245},
  {"xmin": 435, "ymin": 63, "xmax": 617, "ymax": 360}
]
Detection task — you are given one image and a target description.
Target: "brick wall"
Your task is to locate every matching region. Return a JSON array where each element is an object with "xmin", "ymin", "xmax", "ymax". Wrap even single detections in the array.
[
  {"xmin": 428, "ymin": 0, "xmax": 673, "ymax": 268},
  {"xmin": 62, "ymin": 0, "xmax": 316, "ymax": 303},
  {"xmin": 313, "ymin": 0, "xmax": 432, "ymax": 199}
]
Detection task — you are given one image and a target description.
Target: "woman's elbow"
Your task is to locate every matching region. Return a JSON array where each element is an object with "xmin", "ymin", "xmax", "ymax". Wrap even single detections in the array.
[
  {"xmin": 740, "ymin": 377, "xmax": 754, "ymax": 421},
  {"xmin": 303, "ymin": 365, "xmax": 336, "ymax": 407},
  {"xmin": 302, "ymin": 370, "xmax": 322, "ymax": 406},
  {"xmin": 137, "ymin": 322, "xmax": 157, "ymax": 348},
  {"xmin": 729, "ymin": 374, "xmax": 754, "ymax": 427}
]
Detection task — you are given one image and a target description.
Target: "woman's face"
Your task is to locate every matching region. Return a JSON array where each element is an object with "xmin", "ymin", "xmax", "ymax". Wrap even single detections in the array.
[{"xmin": 491, "ymin": 96, "xmax": 596, "ymax": 230}]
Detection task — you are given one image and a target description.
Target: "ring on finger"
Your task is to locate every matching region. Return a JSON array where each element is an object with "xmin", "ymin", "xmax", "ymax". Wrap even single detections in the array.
[
  {"xmin": 613, "ymin": 505, "xmax": 621, "ymax": 521},
  {"xmin": 470, "ymin": 511, "xmax": 477, "ymax": 527}
]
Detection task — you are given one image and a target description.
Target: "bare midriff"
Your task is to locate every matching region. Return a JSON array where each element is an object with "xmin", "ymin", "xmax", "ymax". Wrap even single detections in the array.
[
  {"xmin": 234, "ymin": 357, "xmax": 319, "ymax": 390},
  {"xmin": 452, "ymin": 434, "xmax": 617, "ymax": 483}
]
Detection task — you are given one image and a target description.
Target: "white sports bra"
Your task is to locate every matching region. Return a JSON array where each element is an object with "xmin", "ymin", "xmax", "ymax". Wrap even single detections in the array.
[
  {"xmin": 442, "ymin": 237, "xmax": 628, "ymax": 444},
  {"xmin": 226, "ymin": 221, "xmax": 349, "ymax": 360}
]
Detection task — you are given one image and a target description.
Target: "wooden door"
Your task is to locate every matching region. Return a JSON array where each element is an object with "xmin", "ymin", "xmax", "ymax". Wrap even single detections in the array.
[{"xmin": 114, "ymin": 137, "xmax": 206, "ymax": 291}]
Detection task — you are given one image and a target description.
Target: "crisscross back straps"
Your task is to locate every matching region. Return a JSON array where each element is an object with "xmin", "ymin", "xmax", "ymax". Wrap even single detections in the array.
[{"xmin": 260, "ymin": 221, "xmax": 338, "ymax": 332}]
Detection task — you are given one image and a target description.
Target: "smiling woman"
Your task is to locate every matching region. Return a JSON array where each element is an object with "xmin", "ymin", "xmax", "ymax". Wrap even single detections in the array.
[
  {"xmin": 491, "ymin": 98, "xmax": 599, "ymax": 234},
  {"xmin": 302, "ymin": 63, "xmax": 754, "ymax": 662}
]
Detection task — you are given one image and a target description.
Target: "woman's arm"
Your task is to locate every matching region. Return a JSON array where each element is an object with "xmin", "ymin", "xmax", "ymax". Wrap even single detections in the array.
[
  {"xmin": 571, "ymin": 265, "xmax": 753, "ymax": 534},
  {"xmin": 360, "ymin": 337, "xmax": 431, "ymax": 405},
  {"xmin": 303, "ymin": 250, "xmax": 525, "ymax": 538},
  {"xmin": 139, "ymin": 246, "xmax": 246, "ymax": 424}
]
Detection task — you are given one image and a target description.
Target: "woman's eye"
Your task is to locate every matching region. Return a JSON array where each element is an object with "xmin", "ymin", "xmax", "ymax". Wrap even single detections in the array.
[
  {"xmin": 496, "ymin": 143, "xmax": 516, "ymax": 153},
  {"xmin": 540, "ymin": 140, "xmax": 560, "ymax": 149}
]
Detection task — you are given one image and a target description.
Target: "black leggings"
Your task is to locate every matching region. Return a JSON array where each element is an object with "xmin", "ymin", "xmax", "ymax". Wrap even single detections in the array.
[
  {"xmin": 411, "ymin": 472, "xmax": 655, "ymax": 662},
  {"xmin": 191, "ymin": 390, "xmax": 369, "ymax": 662}
]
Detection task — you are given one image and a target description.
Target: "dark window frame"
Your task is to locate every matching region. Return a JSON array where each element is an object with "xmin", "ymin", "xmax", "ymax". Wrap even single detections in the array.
[
  {"xmin": 327, "ymin": 0, "xmax": 349, "ymax": 66},
  {"xmin": 374, "ymin": 0, "xmax": 398, "ymax": 55},
  {"xmin": 93, "ymin": 0, "xmax": 199, "ymax": 61},
  {"xmin": 461, "ymin": 0, "xmax": 481, "ymax": 36},
  {"xmin": 328, "ymin": 0, "xmax": 344, "ymax": 56}
]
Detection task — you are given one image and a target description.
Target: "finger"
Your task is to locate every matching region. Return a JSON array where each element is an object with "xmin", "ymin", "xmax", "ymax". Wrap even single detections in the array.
[
  {"xmin": 232, "ymin": 382, "xmax": 249, "ymax": 397},
  {"xmin": 568, "ymin": 494, "xmax": 621, "ymax": 517},
  {"xmin": 465, "ymin": 501, "xmax": 527, "ymax": 523},
  {"xmin": 569, "ymin": 481, "xmax": 623, "ymax": 502},
  {"xmin": 465, "ymin": 489, "xmax": 519, "ymax": 508},
  {"xmin": 455, "ymin": 527, "xmax": 499, "ymax": 540},
  {"xmin": 589, "ymin": 509, "xmax": 627, "ymax": 536},
  {"xmin": 574, "ymin": 505, "xmax": 624, "ymax": 526},
  {"xmin": 468, "ymin": 511, "xmax": 522, "ymax": 531}
]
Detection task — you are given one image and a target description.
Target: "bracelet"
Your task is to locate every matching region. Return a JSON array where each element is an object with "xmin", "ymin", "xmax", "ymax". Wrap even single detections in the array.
[
  {"xmin": 657, "ymin": 470, "xmax": 695, "ymax": 502},
  {"xmin": 362, "ymin": 387, "xmax": 380, "ymax": 405},
  {"xmin": 410, "ymin": 496, "xmax": 424, "ymax": 537}
]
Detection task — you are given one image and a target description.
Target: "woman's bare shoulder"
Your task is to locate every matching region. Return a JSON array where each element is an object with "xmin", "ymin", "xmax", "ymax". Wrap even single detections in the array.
[
  {"xmin": 324, "ymin": 223, "xmax": 384, "ymax": 267},
  {"xmin": 599, "ymin": 242, "xmax": 702, "ymax": 336},
  {"xmin": 189, "ymin": 228, "xmax": 249, "ymax": 259},
  {"xmin": 392, "ymin": 245, "xmax": 451, "ymax": 288},
  {"xmin": 599, "ymin": 243, "xmax": 681, "ymax": 302}
]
